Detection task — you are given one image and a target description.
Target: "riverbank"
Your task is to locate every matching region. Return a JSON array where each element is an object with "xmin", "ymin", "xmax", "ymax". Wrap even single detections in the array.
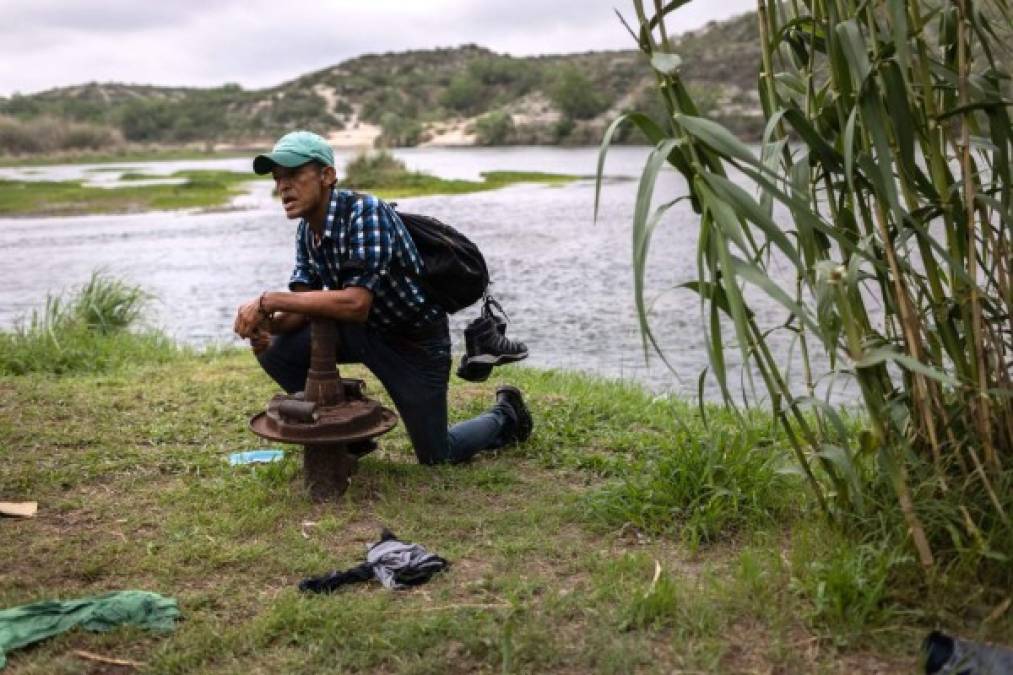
[
  {"xmin": 0, "ymin": 147, "xmax": 256, "ymax": 168},
  {"xmin": 4, "ymin": 328, "xmax": 1005, "ymax": 672},
  {"xmin": 0, "ymin": 167, "xmax": 582, "ymax": 217}
]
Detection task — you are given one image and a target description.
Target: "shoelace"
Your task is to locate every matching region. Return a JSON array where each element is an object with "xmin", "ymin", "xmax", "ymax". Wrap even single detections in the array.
[{"xmin": 481, "ymin": 294, "xmax": 509, "ymax": 324}]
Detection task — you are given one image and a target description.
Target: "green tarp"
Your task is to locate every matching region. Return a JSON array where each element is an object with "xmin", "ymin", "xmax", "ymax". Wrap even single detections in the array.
[{"xmin": 0, "ymin": 590, "xmax": 179, "ymax": 669}]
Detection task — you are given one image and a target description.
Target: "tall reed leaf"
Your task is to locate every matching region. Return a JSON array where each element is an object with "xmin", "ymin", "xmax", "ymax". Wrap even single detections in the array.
[{"xmin": 603, "ymin": 0, "xmax": 1013, "ymax": 573}]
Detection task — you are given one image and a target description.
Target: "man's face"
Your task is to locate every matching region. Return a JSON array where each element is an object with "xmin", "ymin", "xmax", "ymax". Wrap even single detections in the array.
[{"xmin": 271, "ymin": 162, "xmax": 334, "ymax": 219}]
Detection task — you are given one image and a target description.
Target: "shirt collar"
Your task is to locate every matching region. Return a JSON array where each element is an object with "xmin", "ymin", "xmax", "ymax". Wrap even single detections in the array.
[{"xmin": 302, "ymin": 188, "xmax": 340, "ymax": 242}]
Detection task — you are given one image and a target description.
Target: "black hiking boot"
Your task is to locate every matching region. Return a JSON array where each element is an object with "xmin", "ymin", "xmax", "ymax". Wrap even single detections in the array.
[
  {"xmin": 455, "ymin": 314, "xmax": 518, "ymax": 381},
  {"xmin": 495, "ymin": 385, "xmax": 533, "ymax": 445},
  {"xmin": 456, "ymin": 297, "xmax": 528, "ymax": 382}
]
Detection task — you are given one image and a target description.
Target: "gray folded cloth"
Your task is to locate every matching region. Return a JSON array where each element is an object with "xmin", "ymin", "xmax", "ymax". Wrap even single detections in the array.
[
  {"xmin": 299, "ymin": 529, "xmax": 449, "ymax": 593},
  {"xmin": 365, "ymin": 535, "xmax": 448, "ymax": 589},
  {"xmin": 925, "ymin": 631, "xmax": 1013, "ymax": 675}
]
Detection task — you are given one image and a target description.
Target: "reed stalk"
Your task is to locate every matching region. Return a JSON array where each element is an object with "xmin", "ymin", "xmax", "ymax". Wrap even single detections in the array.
[{"xmin": 598, "ymin": 0, "xmax": 1013, "ymax": 572}]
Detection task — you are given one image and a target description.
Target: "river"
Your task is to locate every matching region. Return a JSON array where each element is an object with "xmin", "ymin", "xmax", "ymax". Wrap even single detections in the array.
[{"xmin": 0, "ymin": 146, "xmax": 853, "ymax": 401}]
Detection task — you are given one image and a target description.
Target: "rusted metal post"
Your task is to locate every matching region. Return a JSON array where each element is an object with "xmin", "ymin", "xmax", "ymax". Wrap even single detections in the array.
[
  {"xmin": 302, "ymin": 319, "xmax": 353, "ymax": 499},
  {"xmin": 303, "ymin": 444, "xmax": 358, "ymax": 500},
  {"xmin": 304, "ymin": 318, "xmax": 343, "ymax": 406},
  {"xmin": 248, "ymin": 317, "xmax": 398, "ymax": 501}
]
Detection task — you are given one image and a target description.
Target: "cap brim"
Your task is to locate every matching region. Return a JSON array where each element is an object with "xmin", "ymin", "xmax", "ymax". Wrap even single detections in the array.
[{"xmin": 252, "ymin": 150, "xmax": 311, "ymax": 175}]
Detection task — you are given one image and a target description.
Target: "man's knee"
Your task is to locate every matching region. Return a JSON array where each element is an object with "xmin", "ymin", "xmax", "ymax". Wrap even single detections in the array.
[{"xmin": 256, "ymin": 332, "xmax": 310, "ymax": 394}]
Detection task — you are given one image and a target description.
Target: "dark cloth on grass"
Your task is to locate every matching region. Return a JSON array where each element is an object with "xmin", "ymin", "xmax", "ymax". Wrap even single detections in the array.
[
  {"xmin": 0, "ymin": 590, "xmax": 179, "ymax": 669},
  {"xmin": 924, "ymin": 631, "xmax": 1013, "ymax": 675},
  {"xmin": 299, "ymin": 529, "xmax": 448, "ymax": 593}
]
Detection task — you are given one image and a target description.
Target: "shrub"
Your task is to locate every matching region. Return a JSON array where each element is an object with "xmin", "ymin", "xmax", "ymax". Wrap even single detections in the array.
[
  {"xmin": 377, "ymin": 112, "xmax": 423, "ymax": 148},
  {"xmin": 440, "ymin": 73, "xmax": 486, "ymax": 115},
  {"xmin": 550, "ymin": 67, "xmax": 610, "ymax": 120},
  {"xmin": 475, "ymin": 110, "xmax": 514, "ymax": 145},
  {"xmin": 0, "ymin": 114, "xmax": 121, "ymax": 155},
  {"xmin": 340, "ymin": 150, "xmax": 414, "ymax": 188}
]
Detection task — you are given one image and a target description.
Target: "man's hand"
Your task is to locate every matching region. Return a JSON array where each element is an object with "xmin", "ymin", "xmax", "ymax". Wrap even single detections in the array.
[
  {"xmin": 250, "ymin": 327, "xmax": 271, "ymax": 355},
  {"xmin": 234, "ymin": 296, "xmax": 267, "ymax": 339}
]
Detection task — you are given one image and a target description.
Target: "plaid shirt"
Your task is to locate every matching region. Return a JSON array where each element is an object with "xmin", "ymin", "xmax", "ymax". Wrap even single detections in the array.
[{"xmin": 288, "ymin": 189, "xmax": 443, "ymax": 330}]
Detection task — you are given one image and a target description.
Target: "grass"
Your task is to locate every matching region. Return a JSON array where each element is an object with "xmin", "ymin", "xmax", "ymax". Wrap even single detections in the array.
[
  {"xmin": 1, "ymin": 280, "xmax": 1009, "ymax": 672},
  {"xmin": 0, "ymin": 353, "xmax": 914, "ymax": 674},
  {"xmin": 3, "ymin": 356, "xmax": 1008, "ymax": 672},
  {"xmin": 363, "ymin": 170, "xmax": 585, "ymax": 200},
  {"xmin": 0, "ymin": 272, "xmax": 185, "ymax": 376},
  {"xmin": 0, "ymin": 170, "xmax": 261, "ymax": 217},
  {"xmin": 118, "ymin": 172, "xmax": 162, "ymax": 181}
]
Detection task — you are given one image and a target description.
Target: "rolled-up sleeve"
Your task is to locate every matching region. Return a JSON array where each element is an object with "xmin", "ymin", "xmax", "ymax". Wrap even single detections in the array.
[
  {"xmin": 288, "ymin": 222, "xmax": 322, "ymax": 290},
  {"xmin": 341, "ymin": 196, "xmax": 392, "ymax": 292}
]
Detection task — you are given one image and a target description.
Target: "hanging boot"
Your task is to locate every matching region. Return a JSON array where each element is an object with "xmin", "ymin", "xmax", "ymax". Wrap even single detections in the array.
[{"xmin": 456, "ymin": 297, "xmax": 528, "ymax": 382}]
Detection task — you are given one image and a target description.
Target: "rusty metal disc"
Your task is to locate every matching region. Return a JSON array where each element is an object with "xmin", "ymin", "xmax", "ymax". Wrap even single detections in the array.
[{"xmin": 249, "ymin": 396, "xmax": 398, "ymax": 446}]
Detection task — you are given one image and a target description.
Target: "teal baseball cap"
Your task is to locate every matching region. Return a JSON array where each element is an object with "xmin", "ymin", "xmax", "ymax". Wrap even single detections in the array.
[{"xmin": 253, "ymin": 130, "xmax": 335, "ymax": 175}]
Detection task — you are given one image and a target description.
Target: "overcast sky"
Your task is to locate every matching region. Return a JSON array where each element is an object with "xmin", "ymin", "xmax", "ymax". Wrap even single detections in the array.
[{"xmin": 0, "ymin": 0, "xmax": 755, "ymax": 96}]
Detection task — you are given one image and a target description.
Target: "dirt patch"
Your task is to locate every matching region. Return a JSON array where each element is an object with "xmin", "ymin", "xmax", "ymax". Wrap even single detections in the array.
[
  {"xmin": 420, "ymin": 119, "xmax": 477, "ymax": 147},
  {"xmin": 327, "ymin": 113, "xmax": 381, "ymax": 149}
]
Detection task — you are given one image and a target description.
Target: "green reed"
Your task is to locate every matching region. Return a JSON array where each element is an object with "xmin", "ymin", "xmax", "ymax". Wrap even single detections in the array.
[
  {"xmin": 598, "ymin": 0, "xmax": 1012, "ymax": 571},
  {"xmin": 0, "ymin": 272, "xmax": 180, "ymax": 375}
]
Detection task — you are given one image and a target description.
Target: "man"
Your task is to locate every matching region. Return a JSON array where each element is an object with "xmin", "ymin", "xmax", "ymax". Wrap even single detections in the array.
[{"xmin": 233, "ymin": 131, "xmax": 532, "ymax": 465}]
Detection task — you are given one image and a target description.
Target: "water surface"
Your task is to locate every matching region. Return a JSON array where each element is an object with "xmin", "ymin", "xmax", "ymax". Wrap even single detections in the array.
[{"xmin": 0, "ymin": 146, "xmax": 851, "ymax": 401}]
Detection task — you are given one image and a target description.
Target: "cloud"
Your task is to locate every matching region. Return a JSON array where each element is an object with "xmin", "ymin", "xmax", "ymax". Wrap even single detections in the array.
[{"xmin": 0, "ymin": 0, "xmax": 755, "ymax": 96}]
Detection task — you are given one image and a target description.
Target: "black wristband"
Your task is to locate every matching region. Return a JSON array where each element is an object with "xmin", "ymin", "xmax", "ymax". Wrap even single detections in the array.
[{"xmin": 258, "ymin": 292, "xmax": 275, "ymax": 321}]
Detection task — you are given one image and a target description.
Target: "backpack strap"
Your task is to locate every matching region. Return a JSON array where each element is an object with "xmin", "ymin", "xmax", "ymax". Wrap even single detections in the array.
[{"xmin": 337, "ymin": 189, "xmax": 418, "ymax": 279}]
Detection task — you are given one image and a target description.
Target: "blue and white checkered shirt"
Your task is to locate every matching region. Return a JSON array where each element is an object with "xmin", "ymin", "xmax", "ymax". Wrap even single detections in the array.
[{"xmin": 288, "ymin": 189, "xmax": 444, "ymax": 330}]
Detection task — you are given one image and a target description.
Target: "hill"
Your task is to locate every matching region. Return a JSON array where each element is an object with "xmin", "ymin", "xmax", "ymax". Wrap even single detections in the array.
[{"xmin": 0, "ymin": 13, "xmax": 763, "ymax": 155}]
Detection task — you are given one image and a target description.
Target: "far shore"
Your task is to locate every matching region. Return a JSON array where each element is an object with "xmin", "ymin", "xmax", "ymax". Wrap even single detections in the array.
[
  {"xmin": 0, "ymin": 168, "xmax": 584, "ymax": 218},
  {"xmin": 0, "ymin": 140, "xmax": 645, "ymax": 169}
]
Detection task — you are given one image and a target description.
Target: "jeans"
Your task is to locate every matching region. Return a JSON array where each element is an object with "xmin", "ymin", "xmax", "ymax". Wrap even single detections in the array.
[{"xmin": 256, "ymin": 318, "xmax": 515, "ymax": 464}]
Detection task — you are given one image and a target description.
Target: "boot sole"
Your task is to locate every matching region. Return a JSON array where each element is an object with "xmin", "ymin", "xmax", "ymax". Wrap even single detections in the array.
[
  {"xmin": 456, "ymin": 363, "xmax": 493, "ymax": 382},
  {"xmin": 467, "ymin": 351, "xmax": 529, "ymax": 366}
]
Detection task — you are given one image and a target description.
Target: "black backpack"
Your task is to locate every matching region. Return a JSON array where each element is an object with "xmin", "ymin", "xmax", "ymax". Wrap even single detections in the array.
[
  {"xmin": 394, "ymin": 210, "xmax": 489, "ymax": 313},
  {"xmin": 342, "ymin": 192, "xmax": 489, "ymax": 313}
]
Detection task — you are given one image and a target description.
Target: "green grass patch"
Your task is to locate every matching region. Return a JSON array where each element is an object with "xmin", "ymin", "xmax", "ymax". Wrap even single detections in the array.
[
  {"xmin": 2, "ymin": 156, "xmax": 580, "ymax": 216},
  {"xmin": 117, "ymin": 171, "xmax": 162, "ymax": 181},
  {"xmin": 340, "ymin": 150, "xmax": 582, "ymax": 200},
  {"xmin": 583, "ymin": 412, "xmax": 799, "ymax": 547},
  {"xmin": 84, "ymin": 165, "xmax": 138, "ymax": 173},
  {"xmin": 0, "ymin": 169, "xmax": 260, "ymax": 216},
  {"xmin": 0, "ymin": 272, "xmax": 184, "ymax": 375}
]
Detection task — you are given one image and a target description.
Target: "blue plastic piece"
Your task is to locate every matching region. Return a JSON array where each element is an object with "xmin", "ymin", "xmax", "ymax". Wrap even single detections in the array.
[{"xmin": 229, "ymin": 449, "xmax": 285, "ymax": 466}]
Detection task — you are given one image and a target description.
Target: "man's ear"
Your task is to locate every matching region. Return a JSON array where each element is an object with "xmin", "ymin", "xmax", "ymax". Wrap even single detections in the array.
[{"xmin": 321, "ymin": 165, "xmax": 337, "ymax": 187}]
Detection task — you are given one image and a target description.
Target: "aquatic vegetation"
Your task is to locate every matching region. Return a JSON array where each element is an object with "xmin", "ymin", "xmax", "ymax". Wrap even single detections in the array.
[
  {"xmin": 341, "ymin": 150, "xmax": 583, "ymax": 198},
  {"xmin": 0, "ymin": 169, "xmax": 256, "ymax": 216}
]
